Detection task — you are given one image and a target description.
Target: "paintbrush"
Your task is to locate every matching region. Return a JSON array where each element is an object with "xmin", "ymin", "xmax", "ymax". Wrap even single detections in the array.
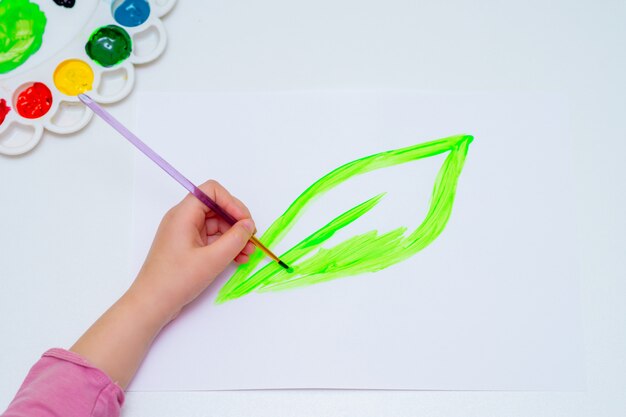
[{"xmin": 77, "ymin": 93, "xmax": 290, "ymax": 271}]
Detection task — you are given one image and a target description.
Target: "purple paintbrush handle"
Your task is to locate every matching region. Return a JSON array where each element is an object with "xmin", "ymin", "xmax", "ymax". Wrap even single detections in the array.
[
  {"xmin": 78, "ymin": 94, "xmax": 238, "ymax": 226},
  {"xmin": 191, "ymin": 187, "xmax": 237, "ymax": 225}
]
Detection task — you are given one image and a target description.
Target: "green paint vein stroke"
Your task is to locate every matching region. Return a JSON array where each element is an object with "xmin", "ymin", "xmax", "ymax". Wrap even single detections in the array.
[{"xmin": 217, "ymin": 134, "xmax": 474, "ymax": 303}]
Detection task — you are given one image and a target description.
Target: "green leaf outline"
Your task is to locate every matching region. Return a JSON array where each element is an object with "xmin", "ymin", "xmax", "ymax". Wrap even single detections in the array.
[{"xmin": 217, "ymin": 134, "xmax": 474, "ymax": 303}]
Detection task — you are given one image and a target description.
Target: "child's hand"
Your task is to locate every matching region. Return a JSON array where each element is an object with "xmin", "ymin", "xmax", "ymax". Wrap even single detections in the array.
[
  {"xmin": 71, "ymin": 180, "xmax": 255, "ymax": 388},
  {"xmin": 130, "ymin": 180, "xmax": 256, "ymax": 322}
]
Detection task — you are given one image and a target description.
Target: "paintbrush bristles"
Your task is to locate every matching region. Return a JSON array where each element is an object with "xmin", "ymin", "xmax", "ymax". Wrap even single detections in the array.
[{"xmin": 249, "ymin": 236, "xmax": 290, "ymax": 270}]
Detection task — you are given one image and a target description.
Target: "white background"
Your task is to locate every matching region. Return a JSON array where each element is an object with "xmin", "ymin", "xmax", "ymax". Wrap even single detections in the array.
[
  {"xmin": 1, "ymin": 0, "xmax": 625, "ymax": 415},
  {"xmin": 131, "ymin": 91, "xmax": 584, "ymax": 391}
]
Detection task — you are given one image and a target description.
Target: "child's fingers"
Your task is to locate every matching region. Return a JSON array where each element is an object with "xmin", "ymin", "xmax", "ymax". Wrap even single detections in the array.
[
  {"xmin": 205, "ymin": 218, "xmax": 221, "ymax": 236},
  {"xmin": 199, "ymin": 219, "xmax": 255, "ymax": 273},
  {"xmin": 206, "ymin": 236, "xmax": 254, "ymax": 259},
  {"xmin": 205, "ymin": 222, "xmax": 255, "ymax": 256},
  {"xmin": 205, "ymin": 234, "xmax": 221, "ymax": 245},
  {"xmin": 180, "ymin": 180, "xmax": 252, "ymax": 221},
  {"xmin": 242, "ymin": 242, "xmax": 256, "ymax": 255},
  {"xmin": 234, "ymin": 253, "xmax": 250, "ymax": 264},
  {"xmin": 206, "ymin": 217, "xmax": 240, "ymax": 236},
  {"xmin": 178, "ymin": 180, "xmax": 227, "ymax": 214},
  {"xmin": 229, "ymin": 195, "xmax": 252, "ymax": 220}
]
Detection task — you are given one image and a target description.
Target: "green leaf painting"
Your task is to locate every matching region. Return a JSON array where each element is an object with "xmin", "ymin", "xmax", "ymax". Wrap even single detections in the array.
[{"xmin": 217, "ymin": 134, "xmax": 474, "ymax": 303}]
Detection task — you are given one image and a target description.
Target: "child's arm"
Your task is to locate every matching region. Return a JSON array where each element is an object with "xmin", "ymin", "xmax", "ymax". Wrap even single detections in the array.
[
  {"xmin": 71, "ymin": 180, "xmax": 256, "ymax": 388},
  {"xmin": 2, "ymin": 180, "xmax": 256, "ymax": 416}
]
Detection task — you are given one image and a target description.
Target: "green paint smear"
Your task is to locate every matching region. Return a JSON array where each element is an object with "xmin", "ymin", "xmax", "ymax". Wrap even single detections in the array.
[
  {"xmin": 217, "ymin": 134, "xmax": 474, "ymax": 303},
  {"xmin": 85, "ymin": 25, "xmax": 132, "ymax": 67},
  {"xmin": 0, "ymin": 0, "xmax": 47, "ymax": 74}
]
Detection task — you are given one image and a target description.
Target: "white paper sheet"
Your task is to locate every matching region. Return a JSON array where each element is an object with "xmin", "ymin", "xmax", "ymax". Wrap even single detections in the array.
[{"xmin": 130, "ymin": 91, "xmax": 584, "ymax": 391}]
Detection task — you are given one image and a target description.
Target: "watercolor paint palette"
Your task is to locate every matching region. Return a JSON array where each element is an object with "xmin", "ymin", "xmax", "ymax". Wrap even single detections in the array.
[{"xmin": 0, "ymin": 0, "xmax": 176, "ymax": 155}]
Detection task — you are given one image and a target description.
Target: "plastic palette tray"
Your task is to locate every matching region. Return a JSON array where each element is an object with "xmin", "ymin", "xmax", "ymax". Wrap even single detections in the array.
[{"xmin": 0, "ymin": 0, "xmax": 177, "ymax": 155}]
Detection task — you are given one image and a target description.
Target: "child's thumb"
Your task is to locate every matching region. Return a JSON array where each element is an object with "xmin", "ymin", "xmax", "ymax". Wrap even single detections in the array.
[{"xmin": 202, "ymin": 219, "xmax": 255, "ymax": 272}]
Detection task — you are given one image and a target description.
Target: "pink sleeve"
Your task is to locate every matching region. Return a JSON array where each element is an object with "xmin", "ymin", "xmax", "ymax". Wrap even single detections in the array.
[{"xmin": 1, "ymin": 349, "xmax": 125, "ymax": 417}]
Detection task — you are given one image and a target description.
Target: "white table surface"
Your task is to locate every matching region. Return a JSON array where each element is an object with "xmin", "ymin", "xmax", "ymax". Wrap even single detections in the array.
[{"xmin": 1, "ymin": 0, "xmax": 625, "ymax": 416}]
